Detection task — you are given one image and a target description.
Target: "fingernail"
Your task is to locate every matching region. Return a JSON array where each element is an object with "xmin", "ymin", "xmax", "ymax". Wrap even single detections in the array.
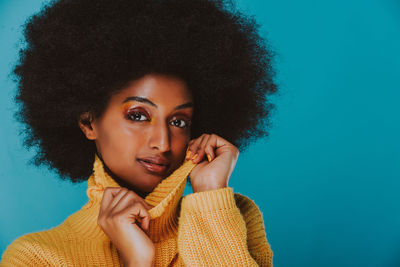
[
  {"xmin": 186, "ymin": 150, "xmax": 191, "ymax": 160},
  {"xmin": 191, "ymin": 153, "xmax": 198, "ymax": 161},
  {"xmin": 207, "ymin": 154, "xmax": 211, "ymax": 162}
]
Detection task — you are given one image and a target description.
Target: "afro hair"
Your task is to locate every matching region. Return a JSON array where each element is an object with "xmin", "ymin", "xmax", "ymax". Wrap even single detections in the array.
[{"xmin": 12, "ymin": 0, "xmax": 278, "ymax": 183}]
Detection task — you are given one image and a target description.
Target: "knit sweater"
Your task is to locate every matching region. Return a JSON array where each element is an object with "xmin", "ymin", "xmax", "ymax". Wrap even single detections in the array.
[{"xmin": 1, "ymin": 154, "xmax": 273, "ymax": 266}]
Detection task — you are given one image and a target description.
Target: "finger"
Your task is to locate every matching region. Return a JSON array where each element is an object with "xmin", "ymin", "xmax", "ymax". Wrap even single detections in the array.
[
  {"xmin": 188, "ymin": 134, "xmax": 207, "ymax": 161},
  {"xmin": 214, "ymin": 134, "xmax": 239, "ymax": 159},
  {"xmin": 204, "ymin": 134, "xmax": 218, "ymax": 162},
  {"xmin": 123, "ymin": 202, "xmax": 151, "ymax": 231},
  {"xmin": 186, "ymin": 138, "xmax": 200, "ymax": 160},
  {"xmin": 186, "ymin": 139, "xmax": 196, "ymax": 156},
  {"xmin": 192, "ymin": 134, "xmax": 211, "ymax": 163},
  {"xmin": 100, "ymin": 187, "xmax": 126, "ymax": 213},
  {"xmin": 186, "ymin": 138, "xmax": 201, "ymax": 160},
  {"xmin": 185, "ymin": 146, "xmax": 191, "ymax": 160},
  {"xmin": 213, "ymin": 134, "xmax": 232, "ymax": 148},
  {"xmin": 111, "ymin": 190, "xmax": 152, "ymax": 215},
  {"xmin": 188, "ymin": 139, "xmax": 196, "ymax": 146},
  {"xmin": 138, "ymin": 208, "xmax": 151, "ymax": 232},
  {"xmin": 110, "ymin": 190, "xmax": 138, "ymax": 214},
  {"xmin": 209, "ymin": 133, "xmax": 234, "ymax": 155},
  {"xmin": 108, "ymin": 187, "xmax": 129, "ymax": 211}
]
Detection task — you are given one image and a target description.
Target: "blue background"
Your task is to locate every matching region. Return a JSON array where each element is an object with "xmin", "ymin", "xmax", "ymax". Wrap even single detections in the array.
[{"xmin": 1, "ymin": 0, "xmax": 399, "ymax": 266}]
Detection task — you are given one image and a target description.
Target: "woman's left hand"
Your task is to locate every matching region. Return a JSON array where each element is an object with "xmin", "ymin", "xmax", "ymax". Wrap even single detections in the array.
[{"xmin": 185, "ymin": 133, "xmax": 239, "ymax": 193}]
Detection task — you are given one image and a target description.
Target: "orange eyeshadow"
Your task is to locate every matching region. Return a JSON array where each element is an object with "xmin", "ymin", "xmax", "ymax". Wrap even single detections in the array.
[{"xmin": 121, "ymin": 101, "xmax": 134, "ymax": 114}]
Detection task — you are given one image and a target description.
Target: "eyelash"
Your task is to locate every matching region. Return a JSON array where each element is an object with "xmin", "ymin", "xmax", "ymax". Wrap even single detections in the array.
[{"xmin": 126, "ymin": 111, "xmax": 191, "ymax": 129}]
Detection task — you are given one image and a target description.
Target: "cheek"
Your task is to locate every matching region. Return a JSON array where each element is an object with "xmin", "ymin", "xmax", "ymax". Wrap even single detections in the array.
[
  {"xmin": 171, "ymin": 131, "xmax": 190, "ymax": 155},
  {"xmin": 98, "ymin": 119, "xmax": 143, "ymax": 153},
  {"xmin": 116, "ymin": 124, "xmax": 148, "ymax": 150}
]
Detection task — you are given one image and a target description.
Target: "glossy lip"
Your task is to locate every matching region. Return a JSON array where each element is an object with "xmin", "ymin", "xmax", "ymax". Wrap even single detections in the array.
[
  {"xmin": 136, "ymin": 159, "xmax": 169, "ymax": 175},
  {"xmin": 138, "ymin": 156, "xmax": 170, "ymax": 165}
]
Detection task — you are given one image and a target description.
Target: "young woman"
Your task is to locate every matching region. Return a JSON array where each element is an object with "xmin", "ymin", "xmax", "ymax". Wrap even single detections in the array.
[{"xmin": 1, "ymin": 0, "xmax": 277, "ymax": 266}]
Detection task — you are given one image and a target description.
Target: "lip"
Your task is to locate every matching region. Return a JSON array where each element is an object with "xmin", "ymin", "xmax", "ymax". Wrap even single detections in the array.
[
  {"xmin": 138, "ymin": 156, "xmax": 170, "ymax": 165},
  {"xmin": 137, "ymin": 158, "xmax": 169, "ymax": 175}
]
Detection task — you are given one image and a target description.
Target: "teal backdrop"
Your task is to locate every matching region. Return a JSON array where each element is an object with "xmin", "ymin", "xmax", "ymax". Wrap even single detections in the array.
[{"xmin": 1, "ymin": 0, "xmax": 399, "ymax": 266}]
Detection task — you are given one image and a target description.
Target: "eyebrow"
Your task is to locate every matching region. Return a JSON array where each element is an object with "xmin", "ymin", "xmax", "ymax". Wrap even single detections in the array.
[{"xmin": 123, "ymin": 96, "xmax": 194, "ymax": 110}]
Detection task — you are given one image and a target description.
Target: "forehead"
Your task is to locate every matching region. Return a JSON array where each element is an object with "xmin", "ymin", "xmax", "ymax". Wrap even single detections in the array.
[{"xmin": 113, "ymin": 74, "xmax": 192, "ymax": 105}]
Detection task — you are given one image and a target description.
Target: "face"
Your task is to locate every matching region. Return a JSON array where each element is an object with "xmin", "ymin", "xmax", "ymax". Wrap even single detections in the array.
[{"xmin": 79, "ymin": 74, "xmax": 193, "ymax": 197}]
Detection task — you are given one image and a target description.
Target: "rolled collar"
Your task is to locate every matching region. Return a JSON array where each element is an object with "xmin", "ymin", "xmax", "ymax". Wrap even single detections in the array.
[{"xmin": 78, "ymin": 153, "xmax": 197, "ymax": 242}]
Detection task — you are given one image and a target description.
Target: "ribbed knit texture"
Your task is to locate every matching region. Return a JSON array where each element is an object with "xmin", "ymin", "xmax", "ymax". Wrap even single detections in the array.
[{"xmin": 1, "ymin": 153, "xmax": 273, "ymax": 266}]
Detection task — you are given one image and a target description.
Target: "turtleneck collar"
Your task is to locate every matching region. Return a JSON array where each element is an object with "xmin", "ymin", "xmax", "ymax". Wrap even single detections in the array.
[{"xmin": 66, "ymin": 153, "xmax": 197, "ymax": 243}]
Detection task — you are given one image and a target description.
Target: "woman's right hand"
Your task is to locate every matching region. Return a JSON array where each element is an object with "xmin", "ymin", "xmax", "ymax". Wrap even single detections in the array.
[{"xmin": 98, "ymin": 187, "xmax": 155, "ymax": 267}]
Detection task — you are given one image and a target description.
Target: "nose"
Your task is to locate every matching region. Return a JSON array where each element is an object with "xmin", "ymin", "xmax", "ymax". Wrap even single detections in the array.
[{"xmin": 148, "ymin": 119, "xmax": 171, "ymax": 152}]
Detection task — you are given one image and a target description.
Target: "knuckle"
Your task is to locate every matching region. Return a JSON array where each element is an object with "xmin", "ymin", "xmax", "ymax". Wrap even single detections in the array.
[
  {"xmin": 134, "ymin": 200, "xmax": 144, "ymax": 209},
  {"xmin": 110, "ymin": 212, "xmax": 124, "ymax": 223},
  {"xmin": 130, "ymin": 199, "xmax": 140, "ymax": 206},
  {"xmin": 139, "ymin": 202, "xmax": 150, "ymax": 211},
  {"xmin": 98, "ymin": 215, "xmax": 109, "ymax": 227},
  {"xmin": 140, "ymin": 209, "xmax": 150, "ymax": 217},
  {"xmin": 128, "ymin": 193, "xmax": 142, "ymax": 202},
  {"xmin": 128, "ymin": 190, "xmax": 139, "ymax": 197},
  {"xmin": 133, "ymin": 201, "xmax": 148, "ymax": 213}
]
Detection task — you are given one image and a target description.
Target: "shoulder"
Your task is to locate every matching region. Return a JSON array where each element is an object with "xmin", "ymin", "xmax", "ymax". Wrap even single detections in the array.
[
  {"xmin": 1, "ymin": 232, "xmax": 50, "ymax": 266},
  {"xmin": 1, "ymin": 223, "xmax": 70, "ymax": 266}
]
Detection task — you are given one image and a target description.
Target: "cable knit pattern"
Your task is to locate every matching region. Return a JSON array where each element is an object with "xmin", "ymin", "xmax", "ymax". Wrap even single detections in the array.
[{"xmin": 1, "ymin": 153, "xmax": 273, "ymax": 266}]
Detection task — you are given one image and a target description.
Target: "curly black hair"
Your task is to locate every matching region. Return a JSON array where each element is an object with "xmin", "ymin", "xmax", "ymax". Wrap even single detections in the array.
[{"xmin": 11, "ymin": 0, "xmax": 278, "ymax": 183}]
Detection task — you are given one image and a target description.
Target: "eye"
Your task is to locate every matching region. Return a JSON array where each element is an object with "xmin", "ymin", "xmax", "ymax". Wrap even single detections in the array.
[
  {"xmin": 170, "ymin": 118, "xmax": 191, "ymax": 129},
  {"xmin": 126, "ymin": 111, "xmax": 149, "ymax": 122}
]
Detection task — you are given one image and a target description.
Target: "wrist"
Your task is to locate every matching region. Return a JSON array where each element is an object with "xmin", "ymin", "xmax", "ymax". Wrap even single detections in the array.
[{"xmin": 192, "ymin": 183, "xmax": 228, "ymax": 193}]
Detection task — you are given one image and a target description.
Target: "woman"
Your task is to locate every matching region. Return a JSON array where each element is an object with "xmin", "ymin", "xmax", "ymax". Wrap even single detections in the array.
[{"xmin": 1, "ymin": 0, "xmax": 277, "ymax": 266}]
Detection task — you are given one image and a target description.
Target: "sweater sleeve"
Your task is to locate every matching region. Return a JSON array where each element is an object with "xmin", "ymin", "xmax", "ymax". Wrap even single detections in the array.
[
  {"xmin": 0, "ymin": 235, "xmax": 51, "ymax": 266},
  {"xmin": 177, "ymin": 187, "xmax": 273, "ymax": 267},
  {"xmin": 234, "ymin": 192, "xmax": 273, "ymax": 266}
]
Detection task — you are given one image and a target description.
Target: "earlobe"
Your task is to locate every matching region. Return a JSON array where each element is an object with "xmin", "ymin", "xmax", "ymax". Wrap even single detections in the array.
[{"xmin": 78, "ymin": 112, "xmax": 97, "ymax": 140}]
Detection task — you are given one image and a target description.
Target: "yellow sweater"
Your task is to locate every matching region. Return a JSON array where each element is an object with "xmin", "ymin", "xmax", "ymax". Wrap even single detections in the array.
[{"xmin": 1, "ymin": 154, "xmax": 273, "ymax": 266}]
